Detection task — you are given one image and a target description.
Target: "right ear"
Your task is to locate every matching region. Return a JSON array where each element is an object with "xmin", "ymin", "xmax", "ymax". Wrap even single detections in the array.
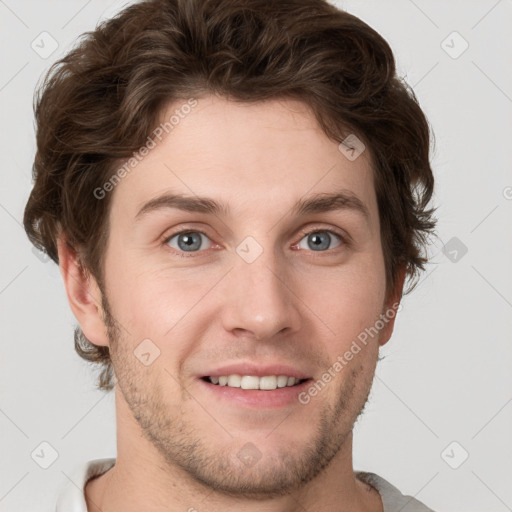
[{"xmin": 56, "ymin": 235, "xmax": 109, "ymax": 347}]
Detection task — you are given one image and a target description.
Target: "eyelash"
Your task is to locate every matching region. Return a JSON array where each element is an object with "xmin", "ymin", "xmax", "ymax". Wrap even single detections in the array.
[{"xmin": 161, "ymin": 226, "xmax": 349, "ymax": 259}]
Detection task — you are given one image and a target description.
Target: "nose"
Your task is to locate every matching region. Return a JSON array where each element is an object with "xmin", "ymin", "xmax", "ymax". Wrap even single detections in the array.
[{"xmin": 218, "ymin": 246, "xmax": 302, "ymax": 341}]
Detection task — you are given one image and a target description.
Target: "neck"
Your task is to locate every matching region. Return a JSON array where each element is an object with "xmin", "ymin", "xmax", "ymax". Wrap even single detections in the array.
[{"xmin": 85, "ymin": 389, "xmax": 382, "ymax": 512}]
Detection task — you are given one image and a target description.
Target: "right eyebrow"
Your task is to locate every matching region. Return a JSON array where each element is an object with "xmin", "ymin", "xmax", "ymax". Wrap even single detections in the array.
[{"xmin": 135, "ymin": 193, "xmax": 230, "ymax": 222}]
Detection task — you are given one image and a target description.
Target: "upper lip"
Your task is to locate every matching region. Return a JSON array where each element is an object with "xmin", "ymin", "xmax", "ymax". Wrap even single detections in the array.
[{"xmin": 199, "ymin": 362, "xmax": 312, "ymax": 380}]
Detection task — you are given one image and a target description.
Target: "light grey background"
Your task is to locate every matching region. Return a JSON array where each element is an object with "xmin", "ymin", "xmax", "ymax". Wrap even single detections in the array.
[{"xmin": 1, "ymin": 1, "xmax": 511, "ymax": 511}]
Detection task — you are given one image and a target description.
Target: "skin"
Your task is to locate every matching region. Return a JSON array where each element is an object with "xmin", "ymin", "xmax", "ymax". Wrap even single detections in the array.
[{"xmin": 58, "ymin": 95, "xmax": 405, "ymax": 512}]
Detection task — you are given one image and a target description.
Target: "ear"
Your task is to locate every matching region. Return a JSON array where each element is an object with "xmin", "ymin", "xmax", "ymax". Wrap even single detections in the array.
[
  {"xmin": 378, "ymin": 266, "xmax": 407, "ymax": 347},
  {"xmin": 56, "ymin": 235, "xmax": 109, "ymax": 347}
]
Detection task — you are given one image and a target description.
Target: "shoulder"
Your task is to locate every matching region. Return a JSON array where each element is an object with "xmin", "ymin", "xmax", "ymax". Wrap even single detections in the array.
[
  {"xmin": 356, "ymin": 471, "xmax": 437, "ymax": 512},
  {"xmin": 55, "ymin": 458, "xmax": 116, "ymax": 512}
]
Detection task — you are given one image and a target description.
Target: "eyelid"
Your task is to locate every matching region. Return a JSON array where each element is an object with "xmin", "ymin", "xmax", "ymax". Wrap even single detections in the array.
[
  {"xmin": 161, "ymin": 223, "xmax": 350, "ymax": 257},
  {"xmin": 161, "ymin": 228, "xmax": 215, "ymax": 257},
  {"xmin": 295, "ymin": 225, "xmax": 350, "ymax": 245}
]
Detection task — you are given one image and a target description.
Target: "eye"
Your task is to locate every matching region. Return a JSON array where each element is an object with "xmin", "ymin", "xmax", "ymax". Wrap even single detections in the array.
[
  {"xmin": 164, "ymin": 230, "xmax": 213, "ymax": 255},
  {"xmin": 294, "ymin": 229, "xmax": 344, "ymax": 252},
  {"xmin": 162, "ymin": 227, "xmax": 347, "ymax": 258}
]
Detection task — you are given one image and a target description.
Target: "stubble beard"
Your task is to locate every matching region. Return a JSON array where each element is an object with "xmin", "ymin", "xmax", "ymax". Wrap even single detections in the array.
[{"xmin": 100, "ymin": 290, "xmax": 375, "ymax": 499}]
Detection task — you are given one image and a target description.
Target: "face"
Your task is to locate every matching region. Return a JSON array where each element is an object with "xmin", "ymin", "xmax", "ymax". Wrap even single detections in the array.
[{"xmin": 96, "ymin": 95, "xmax": 398, "ymax": 498}]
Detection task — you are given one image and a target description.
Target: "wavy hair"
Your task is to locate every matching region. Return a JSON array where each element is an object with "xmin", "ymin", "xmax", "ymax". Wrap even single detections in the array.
[{"xmin": 24, "ymin": 0, "xmax": 437, "ymax": 391}]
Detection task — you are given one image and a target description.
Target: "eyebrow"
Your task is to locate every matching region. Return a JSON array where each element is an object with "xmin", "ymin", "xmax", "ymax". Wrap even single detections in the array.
[{"xmin": 134, "ymin": 190, "xmax": 370, "ymax": 224}]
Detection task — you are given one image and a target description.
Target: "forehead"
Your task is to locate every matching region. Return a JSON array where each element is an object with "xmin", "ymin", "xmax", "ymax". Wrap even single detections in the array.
[{"xmin": 109, "ymin": 95, "xmax": 378, "ymax": 227}]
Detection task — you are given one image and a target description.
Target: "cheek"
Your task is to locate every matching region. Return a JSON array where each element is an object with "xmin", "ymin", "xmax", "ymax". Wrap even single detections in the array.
[
  {"xmin": 105, "ymin": 232, "xmax": 386, "ymax": 352},
  {"xmin": 104, "ymin": 247, "xmax": 207, "ymax": 335},
  {"xmin": 302, "ymin": 255, "xmax": 386, "ymax": 338}
]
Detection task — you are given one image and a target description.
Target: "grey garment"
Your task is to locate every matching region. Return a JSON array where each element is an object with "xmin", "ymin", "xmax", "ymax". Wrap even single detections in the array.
[
  {"xmin": 356, "ymin": 471, "xmax": 436, "ymax": 512},
  {"xmin": 56, "ymin": 458, "xmax": 436, "ymax": 512},
  {"xmin": 55, "ymin": 458, "xmax": 116, "ymax": 512}
]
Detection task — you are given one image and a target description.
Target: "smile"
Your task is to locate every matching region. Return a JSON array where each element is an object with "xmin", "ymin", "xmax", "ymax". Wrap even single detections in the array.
[{"xmin": 204, "ymin": 375, "xmax": 308, "ymax": 390}]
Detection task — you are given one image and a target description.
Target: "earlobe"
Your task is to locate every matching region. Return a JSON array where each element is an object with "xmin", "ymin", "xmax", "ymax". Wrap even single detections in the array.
[
  {"xmin": 56, "ymin": 235, "xmax": 109, "ymax": 347},
  {"xmin": 378, "ymin": 266, "xmax": 407, "ymax": 347}
]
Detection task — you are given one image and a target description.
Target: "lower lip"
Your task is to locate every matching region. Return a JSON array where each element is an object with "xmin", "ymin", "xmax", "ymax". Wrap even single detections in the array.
[{"xmin": 198, "ymin": 378, "xmax": 312, "ymax": 408}]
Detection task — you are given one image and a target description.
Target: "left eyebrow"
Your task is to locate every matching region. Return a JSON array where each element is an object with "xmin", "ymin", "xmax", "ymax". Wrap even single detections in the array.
[
  {"xmin": 292, "ymin": 191, "xmax": 370, "ymax": 224},
  {"xmin": 134, "ymin": 189, "xmax": 370, "ymax": 225}
]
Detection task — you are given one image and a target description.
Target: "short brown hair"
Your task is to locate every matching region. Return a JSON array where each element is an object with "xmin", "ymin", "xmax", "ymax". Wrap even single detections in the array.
[{"xmin": 24, "ymin": 0, "xmax": 437, "ymax": 391}]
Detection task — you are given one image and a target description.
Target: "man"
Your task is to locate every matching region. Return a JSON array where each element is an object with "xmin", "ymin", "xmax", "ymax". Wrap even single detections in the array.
[{"xmin": 24, "ymin": 0, "xmax": 438, "ymax": 510}]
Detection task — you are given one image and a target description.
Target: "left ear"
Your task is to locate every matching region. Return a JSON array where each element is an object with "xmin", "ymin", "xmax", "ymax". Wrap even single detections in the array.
[{"xmin": 378, "ymin": 266, "xmax": 407, "ymax": 347}]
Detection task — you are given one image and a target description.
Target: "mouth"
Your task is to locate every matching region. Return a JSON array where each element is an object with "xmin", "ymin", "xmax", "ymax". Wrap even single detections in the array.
[
  {"xmin": 198, "ymin": 372, "xmax": 313, "ymax": 409},
  {"xmin": 201, "ymin": 375, "xmax": 309, "ymax": 390},
  {"xmin": 196, "ymin": 362, "xmax": 314, "ymax": 408}
]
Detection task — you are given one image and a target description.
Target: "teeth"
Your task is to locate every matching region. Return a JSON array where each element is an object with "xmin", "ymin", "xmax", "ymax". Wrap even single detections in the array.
[
  {"xmin": 277, "ymin": 375, "xmax": 289, "ymax": 388},
  {"xmin": 207, "ymin": 374, "xmax": 303, "ymax": 390},
  {"xmin": 227, "ymin": 375, "xmax": 241, "ymax": 387},
  {"xmin": 241, "ymin": 375, "xmax": 260, "ymax": 389},
  {"xmin": 259, "ymin": 376, "xmax": 277, "ymax": 390}
]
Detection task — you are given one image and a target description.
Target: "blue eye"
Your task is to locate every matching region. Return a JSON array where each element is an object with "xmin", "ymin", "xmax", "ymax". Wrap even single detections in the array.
[
  {"xmin": 164, "ymin": 231, "xmax": 212, "ymax": 253},
  {"xmin": 163, "ymin": 228, "xmax": 346, "ymax": 258},
  {"xmin": 296, "ymin": 230, "xmax": 343, "ymax": 252}
]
